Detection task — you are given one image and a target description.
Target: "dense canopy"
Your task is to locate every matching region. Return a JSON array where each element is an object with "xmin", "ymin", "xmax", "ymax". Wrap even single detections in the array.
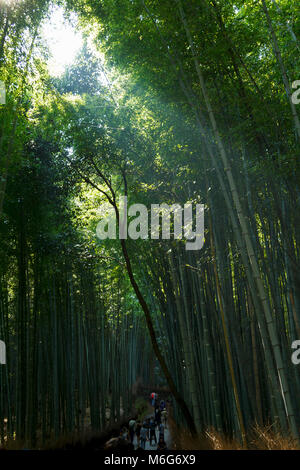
[{"xmin": 0, "ymin": 0, "xmax": 299, "ymax": 450}]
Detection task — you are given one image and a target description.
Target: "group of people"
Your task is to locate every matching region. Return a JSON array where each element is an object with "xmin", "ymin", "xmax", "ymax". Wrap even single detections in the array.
[
  {"xmin": 116, "ymin": 394, "xmax": 169, "ymax": 450},
  {"xmin": 119, "ymin": 416, "xmax": 167, "ymax": 450},
  {"xmin": 150, "ymin": 392, "xmax": 168, "ymax": 427}
]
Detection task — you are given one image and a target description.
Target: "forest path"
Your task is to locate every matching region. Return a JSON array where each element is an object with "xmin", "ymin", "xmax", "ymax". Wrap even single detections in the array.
[{"xmin": 132, "ymin": 413, "xmax": 172, "ymax": 450}]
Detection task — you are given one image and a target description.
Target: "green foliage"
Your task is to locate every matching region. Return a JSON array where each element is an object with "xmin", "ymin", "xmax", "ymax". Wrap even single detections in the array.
[{"xmin": 1, "ymin": 0, "xmax": 300, "ymax": 447}]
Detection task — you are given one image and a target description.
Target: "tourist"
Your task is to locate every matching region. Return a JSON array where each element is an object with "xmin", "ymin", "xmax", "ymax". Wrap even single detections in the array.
[
  {"xmin": 159, "ymin": 422, "xmax": 164, "ymax": 439},
  {"xmin": 140, "ymin": 423, "xmax": 148, "ymax": 449},
  {"xmin": 120, "ymin": 426, "xmax": 129, "ymax": 441},
  {"xmin": 155, "ymin": 407, "xmax": 161, "ymax": 426},
  {"xmin": 161, "ymin": 408, "xmax": 168, "ymax": 428},
  {"xmin": 159, "ymin": 399, "xmax": 165, "ymax": 411},
  {"xmin": 149, "ymin": 417, "xmax": 157, "ymax": 446},
  {"xmin": 135, "ymin": 420, "xmax": 142, "ymax": 447},
  {"xmin": 157, "ymin": 436, "xmax": 167, "ymax": 450},
  {"xmin": 128, "ymin": 417, "xmax": 136, "ymax": 443},
  {"xmin": 145, "ymin": 417, "xmax": 151, "ymax": 439}
]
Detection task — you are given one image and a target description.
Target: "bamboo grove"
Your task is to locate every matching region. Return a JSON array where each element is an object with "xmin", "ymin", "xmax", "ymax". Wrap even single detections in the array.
[{"xmin": 0, "ymin": 0, "xmax": 300, "ymax": 448}]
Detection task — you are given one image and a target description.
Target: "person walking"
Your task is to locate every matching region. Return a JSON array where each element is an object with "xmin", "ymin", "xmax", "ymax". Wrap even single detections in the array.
[
  {"xmin": 120, "ymin": 426, "xmax": 129, "ymax": 441},
  {"xmin": 149, "ymin": 417, "xmax": 157, "ymax": 447},
  {"xmin": 140, "ymin": 423, "xmax": 148, "ymax": 450},
  {"xmin": 157, "ymin": 436, "xmax": 167, "ymax": 450},
  {"xmin": 155, "ymin": 407, "xmax": 161, "ymax": 426},
  {"xmin": 159, "ymin": 422, "xmax": 164, "ymax": 440},
  {"xmin": 150, "ymin": 392, "xmax": 155, "ymax": 407},
  {"xmin": 135, "ymin": 420, "xmax": 142, "ymax": 447},
  {"xmin": 128, "ymin": 417, "xmax": 136, "ymax": 444},
  {"xmin": 159, "ymin": 399, "xmax": 165, "ymax": 412},
  {"xmin": 145, "ymin": 417, "xmax": 151, "ymax": 439},
  {"xmin": 161, "ymin": 408, "xmax": 168, "ymax": 428}
]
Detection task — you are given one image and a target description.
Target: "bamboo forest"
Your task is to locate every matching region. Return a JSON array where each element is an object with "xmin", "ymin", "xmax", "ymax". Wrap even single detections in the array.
[{"xmin": 0, "ymin": 0, "xmax": 300, "ymax": 453}]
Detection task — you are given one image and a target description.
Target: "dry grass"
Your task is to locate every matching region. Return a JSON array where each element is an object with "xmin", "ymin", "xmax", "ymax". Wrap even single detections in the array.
[
  {"xmin": 169, "ymin": 418, "xmax": 300, "ymax": 450},
  {"xmin": 248, "ymin": 423, "xmax": 300, "ymax": 450}
]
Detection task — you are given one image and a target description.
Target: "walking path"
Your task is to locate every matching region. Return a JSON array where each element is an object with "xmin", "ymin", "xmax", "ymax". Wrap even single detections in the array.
[{"xmin": 132, "ymin": 415, "xmax": 172, "ymax": 450}]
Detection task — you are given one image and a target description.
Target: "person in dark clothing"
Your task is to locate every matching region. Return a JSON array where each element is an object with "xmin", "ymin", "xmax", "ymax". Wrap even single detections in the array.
[
  {"xmin": 159, "ymin": 400, "xmax": 165, "ymax": 411},
  {"xmin": 155, "ymin": 408, "xmax": 161, "ymax": 426},
  {"xmin": 149, "ymin": 417, "xmax": 157, "ymax": 447},
  {"xmin": 157, "ymin": 436, "xmax": 167, "ymax": 450},
  {"xmin": 140, "ymin": 423, "xmax": 148, "ymax": 450},
  {"xmin": 128, "ymin": 418, "xmax": 136, "ymax": 444},
  {"xmin": 159, "ymin": 422, "xmax": 164, "ymax": 439},
  {"xmin": 135, "ymin": 420, "xmax": 142, "ymax": 447},
  {"xmin": 145, "ymin": 418, "xmax": 151, "ymax": 439}
]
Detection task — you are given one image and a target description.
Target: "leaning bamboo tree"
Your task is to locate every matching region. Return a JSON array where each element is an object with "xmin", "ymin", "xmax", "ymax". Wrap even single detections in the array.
[{"xmin": 68, "ymin": 158, "xmax": 198, "ymax": 435}]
